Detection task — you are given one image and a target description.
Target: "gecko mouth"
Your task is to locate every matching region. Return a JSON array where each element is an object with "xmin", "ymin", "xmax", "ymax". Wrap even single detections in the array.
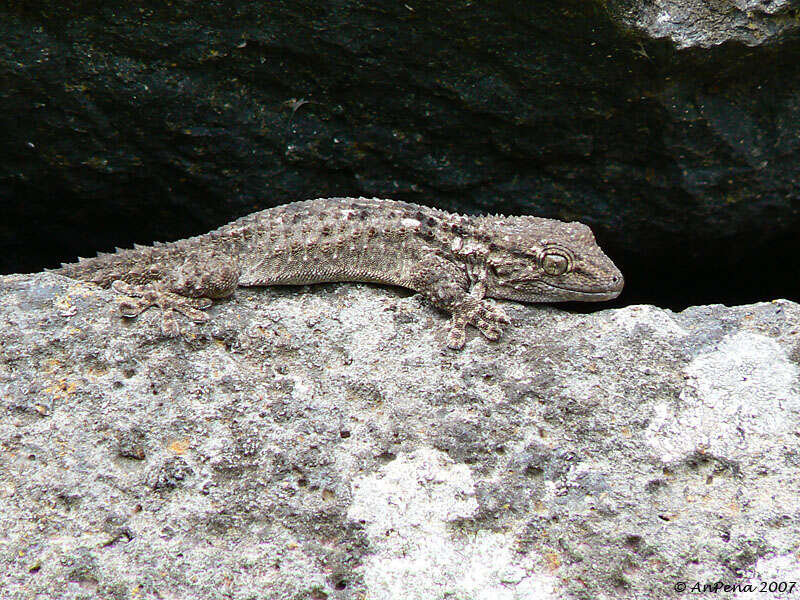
[
  {"xmin": 540, "ymin": 279, "xmax": 624, "ymax": 301},
  {"xmin": 556, "ymin": 289, "xmax": 622, "ymax": 301},
  {"xmin": 503, "ymin": 284, "xmax": 623, "ymax": 303}
]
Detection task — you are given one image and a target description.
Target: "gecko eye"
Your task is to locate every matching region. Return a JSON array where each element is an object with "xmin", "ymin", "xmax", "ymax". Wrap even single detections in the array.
[{"xmin": 542, "ymin": 253, "xmax": 568, "ymax": 276}]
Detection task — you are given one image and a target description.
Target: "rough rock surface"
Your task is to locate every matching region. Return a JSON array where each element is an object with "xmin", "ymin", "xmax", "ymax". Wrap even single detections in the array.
[
  {"xmin": 1, "ymin": 272, "xmax": 799, "ymax": 599},
  {"xmin": 2, "ymin": 2, "xmax": 800, "ymax": 306},
  {"xmin": 609, "ymin": 0, "xmax": 800, "ymax": 48}
]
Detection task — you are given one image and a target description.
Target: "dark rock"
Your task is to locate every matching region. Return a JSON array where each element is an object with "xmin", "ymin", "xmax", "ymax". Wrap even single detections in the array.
[{"xmin": 1, "ymin": 2, "xmax": 799, "ymax": 306}]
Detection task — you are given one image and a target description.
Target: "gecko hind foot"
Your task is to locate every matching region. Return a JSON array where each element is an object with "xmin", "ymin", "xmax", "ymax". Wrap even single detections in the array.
[{"xmin": 111, "ymin": 280, "xmax": 213, "ymax": 335}]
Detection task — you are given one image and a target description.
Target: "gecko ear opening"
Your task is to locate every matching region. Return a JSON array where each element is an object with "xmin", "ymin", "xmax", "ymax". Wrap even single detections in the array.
[{"xmin": 488, "ymin": 261, "xmax": 515, "ymax": 277}]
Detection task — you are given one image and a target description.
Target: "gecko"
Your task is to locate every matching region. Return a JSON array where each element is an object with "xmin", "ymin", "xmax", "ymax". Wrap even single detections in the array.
[{"xmin": 53, "ymin": 197, "xmax": 624, "ymax": 349}]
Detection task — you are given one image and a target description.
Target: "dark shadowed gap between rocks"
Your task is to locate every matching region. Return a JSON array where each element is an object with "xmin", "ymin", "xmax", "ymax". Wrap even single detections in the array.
[{"xmin": 587, "ymin": 228, "xmax": 800, "ymax": 310}]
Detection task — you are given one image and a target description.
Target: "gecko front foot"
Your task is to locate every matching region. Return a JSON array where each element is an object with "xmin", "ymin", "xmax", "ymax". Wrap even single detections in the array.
[
  {"xmin": 111, "ymin": 280, "xmax": 213, "ymax": 336},
  {"xmin": 447, "ymin": 299, "xmax": 510, "ymax": 349}
]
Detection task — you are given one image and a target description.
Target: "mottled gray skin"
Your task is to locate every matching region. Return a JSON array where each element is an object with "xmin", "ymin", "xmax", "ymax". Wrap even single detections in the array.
[{"xmin": 55, "ymin": 197, "xmax": 624, "ymax": 348}]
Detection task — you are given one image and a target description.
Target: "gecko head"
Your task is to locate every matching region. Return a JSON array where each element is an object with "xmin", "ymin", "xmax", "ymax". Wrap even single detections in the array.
[{"xmin": 479, "ymin": 216, "xmax": 624, "ymax": 303}]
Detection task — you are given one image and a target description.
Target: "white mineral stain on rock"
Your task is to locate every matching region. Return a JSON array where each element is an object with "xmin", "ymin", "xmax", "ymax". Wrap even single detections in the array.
[
  {"xmin": 734, "ymin": 553, "xmax": 800, "ymax": 600},
  {"xmin": 348, "ymin": 447, "xmax": 557, "ymax": 600},
  {"xmin": 646, "ymin": 331, "xmax": 800, "ymax": 464},
  {"xmin": 606, "ymin": 304, "xmax": 687, "ymax": 338}
]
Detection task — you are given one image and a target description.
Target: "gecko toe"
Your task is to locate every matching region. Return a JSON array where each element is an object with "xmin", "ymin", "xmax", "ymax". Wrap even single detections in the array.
[
  {"xmin": 189, "ymin": 297, "xmax": 213, "ymax": 310},
  {"xmin": 118, "ymin": 297, "xmax": 151, "ymax": 318},
  {"xmin": 446, "ymin": 319, "xmax": 467, "ymax": 349},
  {"xmin": 160, "ymin": 309, "xmax": 181, "ymax": 337},
  {"xmin": 477, "ymin": 320, "xmax": 503, "ymax": 340},
  {"xmin": 172, "ymin": 303, "xmax": 211, "ymax": 323},
  {"xmin": 158, "ymin": 291, "xmax": 212, "ymax": 323},
  {"xmin": 492, "ymin": 307, "xmax": 510, "ymax": 324}
]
